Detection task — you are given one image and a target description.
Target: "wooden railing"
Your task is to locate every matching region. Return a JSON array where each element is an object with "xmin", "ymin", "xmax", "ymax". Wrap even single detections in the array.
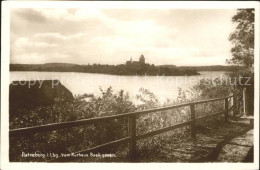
[{"xmin": 10, "ymin": 95, "xmax": 235, "ymax": 162}]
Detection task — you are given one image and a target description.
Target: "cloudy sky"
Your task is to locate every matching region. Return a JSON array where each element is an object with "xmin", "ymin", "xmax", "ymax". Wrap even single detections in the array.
[{"xmin": 10, "ymin": 8, "xmax": 237, "ymax": 66}]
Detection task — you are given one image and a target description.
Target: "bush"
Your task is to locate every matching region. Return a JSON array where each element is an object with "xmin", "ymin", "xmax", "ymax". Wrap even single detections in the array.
[{"xmin": 10, "ymin": 79, "xmax": 233, "ymax": 162}]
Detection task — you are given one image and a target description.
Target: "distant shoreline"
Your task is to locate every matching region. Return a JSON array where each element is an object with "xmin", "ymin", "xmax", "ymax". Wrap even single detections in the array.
[
  {"xmin": 10, "ymin": 63, "xmax": 202, "ymax": 76},
  {"xmin": 10, "ymin": 63, "xmax": 241, "ymax": 77},
  {"xmin": 9, "ymin": 70, "xmax": 202, "ymax": 77}
]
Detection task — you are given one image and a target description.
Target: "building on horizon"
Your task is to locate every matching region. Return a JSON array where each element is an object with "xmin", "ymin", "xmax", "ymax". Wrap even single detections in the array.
[{"xmin": 126, "ymin": 54, "xmax": 146, "ymax": 68}]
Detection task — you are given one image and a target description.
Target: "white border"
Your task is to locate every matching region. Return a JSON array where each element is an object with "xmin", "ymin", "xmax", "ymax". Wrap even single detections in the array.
[
  {"xmin": 1, "ymin": 1, "xmax": 259, "ymax": 170},
  {"xmin": 1, "ymin": 1, "xmax": 260, "ymax": 9}
]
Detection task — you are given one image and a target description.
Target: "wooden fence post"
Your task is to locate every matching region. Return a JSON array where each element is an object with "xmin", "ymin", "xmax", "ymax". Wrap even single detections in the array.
[
  {"xmin": 232, "ymin": 93, "xmax": 237, "ymax": 116},
  {"xmin": 224, "ymin": 98, "xmax": 228, "ymax": 122},
  {"xmin": 190, "ymin": 104, "xmax": 196, "ymax": 139},
  {"xmin": 128, "ymin": 114, "xmax": 136, "ymax": 161},
  {"xmin": 243, "ymin": 87, "xmax": 249, "ymax": 115},
  {"xmin": 230, "ymin": 96, "xmax": 233, "ymax": 116}
]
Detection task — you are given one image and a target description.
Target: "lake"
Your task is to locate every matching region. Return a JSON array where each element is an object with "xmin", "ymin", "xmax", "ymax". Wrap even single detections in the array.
[{"xmin": 10, "ymin": 71, "xmax": 227, "ymax": 103}]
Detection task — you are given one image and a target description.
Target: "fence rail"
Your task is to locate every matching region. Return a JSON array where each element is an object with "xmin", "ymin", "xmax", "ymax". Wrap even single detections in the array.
[{"xmin": 10, "ymin": 95, "xmax": 235, "ymax": 162}]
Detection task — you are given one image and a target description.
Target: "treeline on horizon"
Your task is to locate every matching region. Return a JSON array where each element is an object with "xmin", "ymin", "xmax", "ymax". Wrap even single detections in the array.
[
  {"xmin": 9, "ymin": 63, "xmax": 200, "ymax": 76},
  {"xmin": 160, "ymin": 65, "xmax": 242, "ymax": 71}
]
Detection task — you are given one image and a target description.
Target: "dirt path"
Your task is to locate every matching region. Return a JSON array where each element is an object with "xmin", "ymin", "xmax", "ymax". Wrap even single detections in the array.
[
  {"xmin": 216, "ymin": 129, "xmax": 253, "ymax": 162},
  {"xmin": 136, "ymin": 117, "xmax": 254, "ymax": 162}
]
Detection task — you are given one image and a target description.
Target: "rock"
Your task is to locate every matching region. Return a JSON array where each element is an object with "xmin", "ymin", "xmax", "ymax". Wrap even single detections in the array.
[{"xmin": 9, "ymin": 80, "xmax": 74, "ymax": 109}]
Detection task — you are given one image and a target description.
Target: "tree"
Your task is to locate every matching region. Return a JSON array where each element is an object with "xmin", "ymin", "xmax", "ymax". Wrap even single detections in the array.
[
  {"xmin": 227, "ymin": 9, "xmax": 255, "ymax": 115},
  {"xmin": 227, "ymin": 9, "xmax": 254, "ymax": 68}
]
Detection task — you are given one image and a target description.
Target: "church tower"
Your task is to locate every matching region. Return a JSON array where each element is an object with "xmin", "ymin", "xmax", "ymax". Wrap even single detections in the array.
[{"xmin": 139, "ymin": 54, "xmax": 145, "ymax": 64}]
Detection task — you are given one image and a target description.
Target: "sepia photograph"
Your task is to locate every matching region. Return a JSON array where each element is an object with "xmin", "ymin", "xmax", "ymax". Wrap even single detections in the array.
[{"xmin": 1, "ymin": 1, "xmax": 259, "ymax": 170}]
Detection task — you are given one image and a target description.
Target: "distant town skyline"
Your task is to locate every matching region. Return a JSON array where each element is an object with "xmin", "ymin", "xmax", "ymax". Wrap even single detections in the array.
[{"xmin": 11, "ymin": 8, "xmax": 236, "ymax": 66}]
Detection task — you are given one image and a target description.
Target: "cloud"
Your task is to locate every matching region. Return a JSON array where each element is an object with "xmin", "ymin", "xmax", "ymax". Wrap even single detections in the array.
[
  {"xmin": 15, "ymin": 37, "xmax": 57, "ymax": 48},
  {"xmin": 14, "ymin": 9, "xmax": 47, "ymax": 23},
  {"xmin": 34, "ymin": 32, "xmax": 85, "ymax": 43},
  {"xmin": 10, "ymin": 8, "xmax": 236, "ymax": 66},
  {"xmin": 11, "ymin": 53, "xmax": 73, "ymax": 64}
]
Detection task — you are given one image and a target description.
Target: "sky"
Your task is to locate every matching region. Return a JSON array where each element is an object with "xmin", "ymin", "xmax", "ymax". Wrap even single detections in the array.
[{"xmin": 10, "ymin": 8, "xmax": 237, "ymax": 66}]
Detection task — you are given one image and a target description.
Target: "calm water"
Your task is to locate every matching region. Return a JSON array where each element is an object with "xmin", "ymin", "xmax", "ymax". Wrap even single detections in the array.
[{"xmin": 10, "ymin": 71, "xmax": 227, "ymax": 103}]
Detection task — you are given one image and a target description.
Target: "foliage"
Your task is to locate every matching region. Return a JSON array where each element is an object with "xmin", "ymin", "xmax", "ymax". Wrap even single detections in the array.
[
  {"xmin": 10, "ymin": 87, "xmax": 135, "ymax": 161},
  {"xmin": 193, "ymin": 78, "xmax": 231, "ymax": 99},
  {"xmin": 10, "ymin": 80, "xmax": 234, "ymax": 162},
  {"xmin": 227, "ymin": 9, "xmax": 254, "ymax": 67},
  {"xmin": 227, "ymin": 9, "xmax": 255, "ymax": 115}
]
